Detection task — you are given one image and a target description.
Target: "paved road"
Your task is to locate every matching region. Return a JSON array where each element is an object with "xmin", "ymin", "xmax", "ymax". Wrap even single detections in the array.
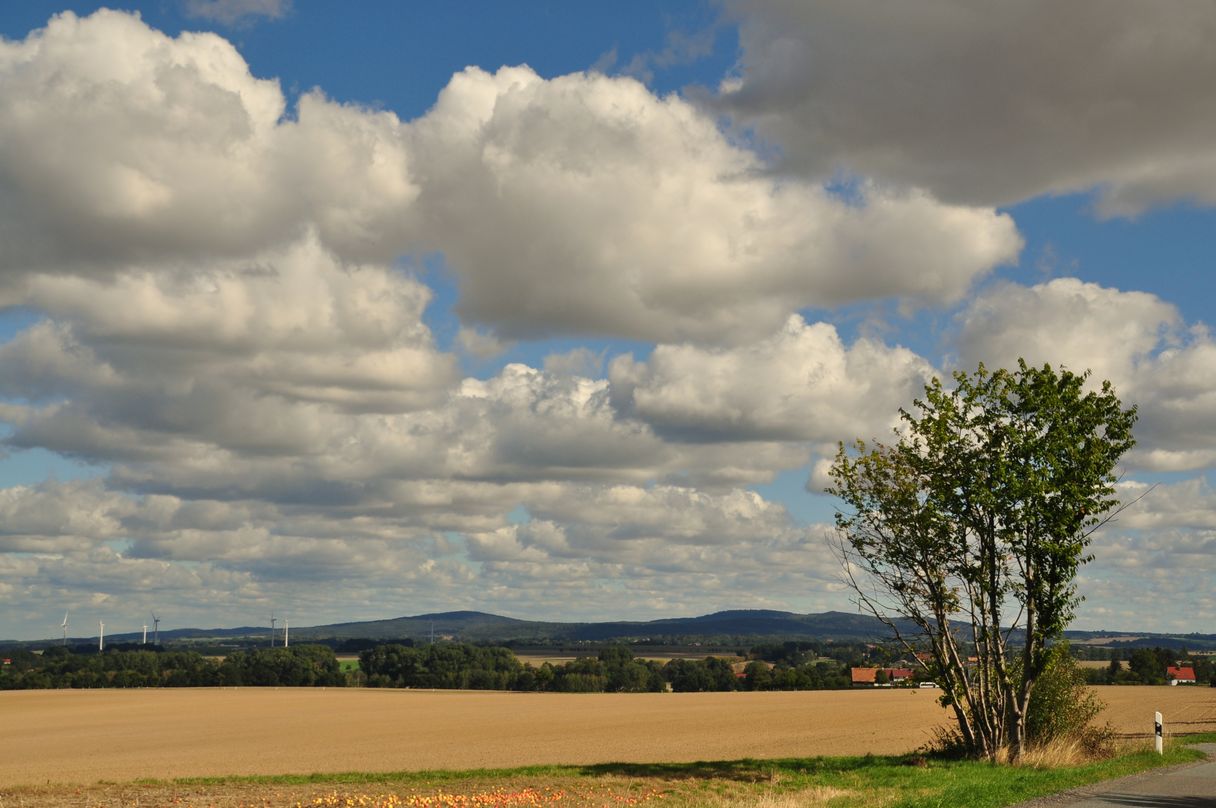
[{"xmin": 1016, "ymin": 744, "xmax": 1216, "ymax": 807}]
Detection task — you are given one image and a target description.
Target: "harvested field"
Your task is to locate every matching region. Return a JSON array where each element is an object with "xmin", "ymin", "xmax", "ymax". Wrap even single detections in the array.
[
  {"xmin": 1098, "ymin": 686, "xmax": 1216, "ymax": 738},
  {"xmin": 1, "ymin": 686, "xmax": 1212, "ymax": 788}
]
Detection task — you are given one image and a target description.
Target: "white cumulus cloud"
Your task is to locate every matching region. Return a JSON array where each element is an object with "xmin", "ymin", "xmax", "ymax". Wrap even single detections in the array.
[
  {"xmin": 954, "ymin": 278, "xmax": 1216, "ymax": 471},
  {"xmin": 610, "ymin": 314, "xmax": 935, "ymax": 443},
  {"xmin": 406, "ymin": 65, "xmax": 1021, "ymax": 343}
]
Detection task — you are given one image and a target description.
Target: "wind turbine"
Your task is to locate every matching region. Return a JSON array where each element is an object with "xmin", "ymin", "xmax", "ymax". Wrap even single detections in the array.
[
  {"xmin": 142, "ymin": 624, "xmax": 148, "ymax": 645},
  {"xmin": 98, "ymin": 620, "xmax": 104, "ymax": 653},
  {"xmin": 270, "ymin": 612, "xmax": 277, "ymax": 648},
  {"xmin": 61, "ymin": 611, "xmax": 69, "ymax": 646},
  {"xmin": 283, "ymin": 618, "xmax": 289, "ymax": 648},
  {"xmin": 150, "ymin": 611, "xmax": 160, "ymax": 645}
]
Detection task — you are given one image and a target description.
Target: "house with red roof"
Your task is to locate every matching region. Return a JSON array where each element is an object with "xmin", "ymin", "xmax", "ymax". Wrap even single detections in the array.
[
  {"xmin": 1166, "ymin": 665, "xmax": 1196, "ymax": 685},
  {"xmin": 851, "ymin": 667, "xmax": 915, "ymax": 687},
  {"xmin": 851, "ymin": 667, "xmax": 879, "ymax": 686}
]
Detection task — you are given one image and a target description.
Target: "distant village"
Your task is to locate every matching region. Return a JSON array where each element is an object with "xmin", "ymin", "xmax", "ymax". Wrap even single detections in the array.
[{"xmin": 848, "ymin": 657, "xmax": 1210, "ymax": 688}]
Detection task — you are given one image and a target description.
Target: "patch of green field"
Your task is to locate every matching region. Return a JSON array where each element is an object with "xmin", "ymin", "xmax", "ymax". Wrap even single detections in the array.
[{"xmin": 76, "ymin": 741, "xmax": 1203, "ymax": 808}]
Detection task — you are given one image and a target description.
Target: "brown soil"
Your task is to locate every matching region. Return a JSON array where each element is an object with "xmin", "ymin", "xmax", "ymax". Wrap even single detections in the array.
[
  {"xmin": 1097, "ymin": 685, "xmax": 1216, "ymax": 738},
  {"xmin": 0, "ymin": 686, "xmax": 1211, "ymax": 790},
  {"xmin": 0, "ymin": 688, "xmax": 947, "ymax": 788}
]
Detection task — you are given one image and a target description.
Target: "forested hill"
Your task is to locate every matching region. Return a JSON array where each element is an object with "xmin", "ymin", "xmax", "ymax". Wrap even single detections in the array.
[
  {"xmin": 20, "ymin": 609, "xmax": 1216, "ymax": 650},
  {"xmin": 283, "ymin": 609, "xmax": 912, "ymax": 643},
  {"xmin": 61, "ymin": 609, "xmax": 912, "ymax": 646},
  {"xmin": 275, "ymin": 610, "xmax": 1216, "ymax": 650},
  {"xmin": 563, "ymin": 610, "xmax": 915, "ymax": 641}
]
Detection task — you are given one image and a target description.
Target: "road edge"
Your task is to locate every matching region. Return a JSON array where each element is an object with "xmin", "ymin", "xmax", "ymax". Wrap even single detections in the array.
[{"xmin": 1011, "ymin": 743, "xmax": 1216, "ymax": 807}]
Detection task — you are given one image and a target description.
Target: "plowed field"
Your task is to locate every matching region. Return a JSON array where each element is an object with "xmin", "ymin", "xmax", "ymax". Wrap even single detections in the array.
[{"xmin": 1, "ymin": 686, "xmax": 1212, "ymax": 787}]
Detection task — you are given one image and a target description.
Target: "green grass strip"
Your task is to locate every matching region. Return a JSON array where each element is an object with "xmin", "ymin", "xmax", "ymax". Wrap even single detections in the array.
[{"xmin": 122, "ymin": 742, "xmax": 1207, "ymax": 808}]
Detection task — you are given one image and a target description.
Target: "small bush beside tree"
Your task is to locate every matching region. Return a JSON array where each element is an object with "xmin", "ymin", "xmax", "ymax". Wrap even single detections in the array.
[{"xmin": 1023, "ymin": 643, "xmax": 1111, "ymax": 756}]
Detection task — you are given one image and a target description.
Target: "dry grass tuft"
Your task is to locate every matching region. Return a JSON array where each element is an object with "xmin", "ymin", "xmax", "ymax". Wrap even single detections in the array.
[
  {"xmin": 1000, "ymin": 726, "xmax": 1120, "ymax": 769},
  {"xmin": 1001, "ymin": 737, "xmax": 1091, "ymax": 768},
  {"xmin": 697, "ymin": 785, "xmax": 854, "ymax": 807}
]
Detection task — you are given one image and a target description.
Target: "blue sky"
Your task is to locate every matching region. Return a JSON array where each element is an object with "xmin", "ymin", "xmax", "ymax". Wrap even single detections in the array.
[{"xmin": 1, "ymin": 1, "xmax": 1214, "ymax": 641}]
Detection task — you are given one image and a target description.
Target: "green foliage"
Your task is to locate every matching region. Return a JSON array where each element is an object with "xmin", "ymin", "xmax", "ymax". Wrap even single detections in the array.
[
  {"xmin": 357, "ymin": 642, "xmax": 668, "ymax": 693},
  {"xmin": 829, "ymin": 361, "xmax": 1137, "ymax": 760},
  {"xmin": 359, "ymin": 643, "xmax": 524, "ymax": 689},
  {"xmin": 742, "ymin": 660, "xmax": 772, "ymax": 689},
  {"xmin": 663, "ymin": 657, "xmax": 734, "ymax": 692},
  {"xmin": 0, "ymin": 647, "xmax": 220, "ymax": 688},
  {"xmin": 748, "ymin": 640, "xmax": 821, "ymax": 666},
  {"xmin": 0, "ymin": 644, "xmax": 346, "ymax": 689},
  {"xmin": 1128, "ymin": 647, "xmax": 1170, "ymax": 684},
  {"xmin": 219, "ymin": 645, "xmax": 345, "ymax": 686},
  {"xmin": 600, "ymin": 649, "xmax": 665, "ymax": 693},
  {"xmin": 1192, "ymin": 654, "xmax": 1215, "ymax": 684},
  {"xmin": 1080, "ymin": 644, "xmax": 1208, "ymax": 685},
  {"xmin": 356, "ymin": 642, "xmax": 853, "ymax": 693},
  {"xmin": 1024, "ymin": 644, "xmax": 1107, "ymax": 749}
]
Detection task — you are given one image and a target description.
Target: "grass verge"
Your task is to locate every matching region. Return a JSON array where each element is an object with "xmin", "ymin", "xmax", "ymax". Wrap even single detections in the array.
[{"xmin": 1, "ymin": 740, "xmax": 1208, "ymax": 807}]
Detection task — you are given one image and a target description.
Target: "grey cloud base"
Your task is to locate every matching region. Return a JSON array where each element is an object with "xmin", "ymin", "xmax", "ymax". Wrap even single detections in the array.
[{"xmin": 722, "ymin": 0, "xmax": 1216, "ymax": 213}]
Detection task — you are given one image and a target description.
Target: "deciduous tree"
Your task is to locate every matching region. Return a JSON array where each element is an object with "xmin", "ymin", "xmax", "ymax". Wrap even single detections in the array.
[{"xmin": 829, "ymin": 361, "xmax": 1136, "ymax": 760}]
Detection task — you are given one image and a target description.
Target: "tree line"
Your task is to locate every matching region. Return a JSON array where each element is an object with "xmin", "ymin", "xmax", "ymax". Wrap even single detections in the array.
[
  {"xmin": 7, "ymin": 637, "xmax": 1201, "ymax": 693},
  {"xmin": 1080, "ymin": 647, "xmax": 1215, "ymax": 686},
  {"xmin": 2, "ymin": 641, "xmax": 853, "ymax": 692},
  {"xmin": 0, "ymin": 644, "xmax": 345, "ymax": 688},
  {"xmin": 357, "ymin": 642, "xmax": 855, "ymax": 692}
]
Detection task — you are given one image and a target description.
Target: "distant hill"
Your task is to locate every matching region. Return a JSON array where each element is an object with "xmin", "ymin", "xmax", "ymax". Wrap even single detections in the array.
[
  {"xmin": 293, "ymin": 611, "xmax": 571, "ymax": 642},
  {"xmin": 81, "ymin": 609, "xmax": 915, "ymax": 646},
  {"xmin": 561, "ymin": 610, "xmax": 920, "ymax": 642},
  {"xmin": 1061, "ymin": 628, "xmax": 1216, "ymax": 652},
  {"xmin": 18, "ymin": 609, "xmax": 1216, "ymax": 650},
  {"xmin": 287, "ymin": 609, "xmax": 936, "ymax": 644}
]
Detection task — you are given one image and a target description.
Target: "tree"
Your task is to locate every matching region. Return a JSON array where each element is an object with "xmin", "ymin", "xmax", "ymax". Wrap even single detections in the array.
[
  {"xmin": 829, "ymin": 361, "xmax": 1136, "ymax": 761},
  {"xmin": 742, "ymin": 660, "xmax": 773, "ymax": 691},
  {"xmin": 664, "ymin": 658, "xmax": 715, "ymax": 692},
  {"xmin": 1192, "ymin": 655, "xmax": 1215, "ymax": 686},
  {"xmin": 1128, "ymin": 648, "xmax": 1166, "ymax": 684}
]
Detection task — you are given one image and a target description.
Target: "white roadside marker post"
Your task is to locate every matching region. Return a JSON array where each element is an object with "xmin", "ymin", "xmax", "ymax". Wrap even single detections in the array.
[{"xmin": 1155, "ymin": 711, "xmax": 1164, "ymax": 754}]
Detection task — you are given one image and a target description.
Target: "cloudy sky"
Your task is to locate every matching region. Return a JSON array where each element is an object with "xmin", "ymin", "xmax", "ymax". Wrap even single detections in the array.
[{"xmin": 1, "ymin": 1, "xmax": 1214, "ymax": 641}]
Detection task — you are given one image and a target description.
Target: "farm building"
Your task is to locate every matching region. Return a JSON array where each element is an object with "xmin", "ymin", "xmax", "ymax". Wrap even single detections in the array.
[
  {"xmin": 851, "ymin": 667, "xmax": 878, "ymax": 686},
  {"xmin": 1166, "ymin": 665, "xmax": 1197, "ymax": 685},
  {"xmin": 851, "ymin": 667, "xmax": 914, "ymax": 687}
]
